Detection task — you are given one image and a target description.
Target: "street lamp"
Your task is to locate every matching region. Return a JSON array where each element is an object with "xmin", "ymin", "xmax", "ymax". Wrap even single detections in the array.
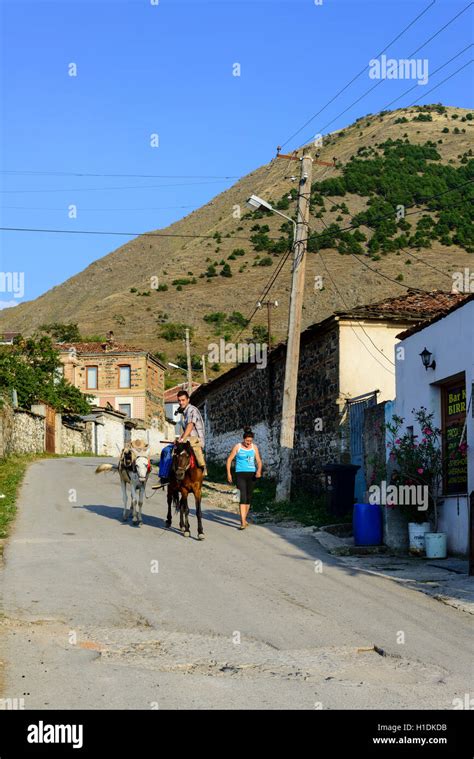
[
  {"xmin": 246, "ymin": 195, "xmax": 297, "ymax": 238},
  {"xmin": 168, "ymin": 362, "xmax": 187, "ymax": 373}
]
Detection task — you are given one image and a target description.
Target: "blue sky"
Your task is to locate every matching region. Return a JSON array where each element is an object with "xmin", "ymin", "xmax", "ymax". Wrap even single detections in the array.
[{"xmin": 0, "ymin": 0, "xmax": 472, "ymax": 308}]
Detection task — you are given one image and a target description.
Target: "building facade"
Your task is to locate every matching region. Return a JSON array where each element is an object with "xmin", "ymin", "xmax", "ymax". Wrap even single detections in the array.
[
  {"xmin": 57, "ymin": 332, "xmax": 166, "ymax": 426},
  {"xmin": 191, "ymin": 291, "xmax": 468, "ymax": 495},
  {"xmin": 395, "ymin": 295, "xmax": 473, "ymax": 555}
]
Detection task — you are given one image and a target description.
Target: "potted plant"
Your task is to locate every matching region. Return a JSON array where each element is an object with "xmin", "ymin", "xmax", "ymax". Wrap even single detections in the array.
[{"xmin": 386, "ymin": 407, "xmax": 445, "ymax": 557}]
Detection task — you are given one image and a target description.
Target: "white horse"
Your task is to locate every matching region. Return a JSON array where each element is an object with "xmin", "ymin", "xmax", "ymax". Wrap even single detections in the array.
[{"xmin": 95, "ymin": 441, "xmax": 151, "ymax": 526}]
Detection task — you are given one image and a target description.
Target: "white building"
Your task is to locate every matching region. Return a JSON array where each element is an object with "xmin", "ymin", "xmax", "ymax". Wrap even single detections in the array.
[{"xmin": 395, "ymin": 294, "xmax": 473, "ymax": 555}]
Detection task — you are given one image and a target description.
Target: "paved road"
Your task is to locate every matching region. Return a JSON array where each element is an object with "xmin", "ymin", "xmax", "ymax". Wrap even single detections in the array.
[{"xmin": 0, "ymin": 457, "xmax": 472, "ymax": 710}]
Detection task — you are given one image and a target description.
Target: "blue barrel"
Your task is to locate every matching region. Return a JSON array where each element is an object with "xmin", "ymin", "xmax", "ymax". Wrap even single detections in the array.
[{"xmin": 353, "ymin": 503, "xmax": 382, "ymax": 546}]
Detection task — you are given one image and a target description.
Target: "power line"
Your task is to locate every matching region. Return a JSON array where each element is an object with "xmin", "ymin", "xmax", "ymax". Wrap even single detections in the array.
[
  {"xmin": 215, "ymin": 179, "xmax": 473, "ymax": 338},
  {"xmin": 279, "ymin": 0, "xmax": 436, "ymax": 149},
  {"xmin": 317, "ymin": 214, "xmax": 425, "ymax": 292},
  {"xmin": 297, "ymin": 1, "xmax": 474, "ymax": 148},
  {"xmin": 0, "ymin": 179, "xmax": 233, "ymax": 194},
  {"xmin": 409, "ymin": 1, "xmax": 473, "ymax": 57},
  {"xmin": 317, "ymin": 249, "xmax": 395, "ymax": 373},
  {"xmin": 0, "ymin": 225, "xmax": 262, "ymax": 241},
  {"xmin": 0, "ymin": 205, "xmax": 195, "ymax": 212},
  {"xmin": 237, "ymin": 235, "xmax": 397, "ymax": 372},
  {"xmin": 380, "ymin": 42, "xmax": 473, "ymax": 110},
  {"xmin": 236, "ymin": 245, "xmax": 295, "ymax": 339},
  {"xmin": 310, "ymin": 180, "xmax": 474, "ymax": 240},
  {"xmin": 2, "ymin": 177, "xmax": 468, "ymax": 241},
  {"xmin": 0, "ymin": 171, "xmax": 240, "ymax": 179},
  {"xmin": 403, "ymin": 58, "xmax": 474, "ymax": 108}
]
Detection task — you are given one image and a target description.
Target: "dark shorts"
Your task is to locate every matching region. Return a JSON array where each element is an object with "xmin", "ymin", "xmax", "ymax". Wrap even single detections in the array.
[{"xmin": 235, "ymin": 471, "xmax": 256, "ymax": 505}]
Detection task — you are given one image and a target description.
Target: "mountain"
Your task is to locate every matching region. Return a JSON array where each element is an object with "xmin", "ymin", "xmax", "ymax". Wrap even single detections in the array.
[{"xmin": 1, "ymin": 104, "xmax": 472, "ymax": 385}]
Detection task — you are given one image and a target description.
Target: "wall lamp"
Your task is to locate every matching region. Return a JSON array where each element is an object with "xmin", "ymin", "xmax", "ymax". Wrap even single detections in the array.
[{"xmin": 419, "ymin": 347, "xmax": 436, "ymax": 371}]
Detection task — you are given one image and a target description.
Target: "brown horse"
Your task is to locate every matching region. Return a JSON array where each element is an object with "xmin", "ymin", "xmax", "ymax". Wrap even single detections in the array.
[{"xmin": 166, "ymin": 441, "xmax": 204, "ymax": 539}]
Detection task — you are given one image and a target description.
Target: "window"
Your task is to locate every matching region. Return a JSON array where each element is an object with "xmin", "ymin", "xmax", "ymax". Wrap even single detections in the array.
[
  {"xmin": 86, "ymin": 366, "xmax": 98, "ymax": 389},
  {"xmin": 441, "ymin": 377, "xmax": 468, "ymax": 495},
  {"xmin": 119, "ymin": 365, "xmax": 131, "ymax": 388},
  {"xmin": 119, "ymin": 403, "xmax": 131, "ymax": 418}
]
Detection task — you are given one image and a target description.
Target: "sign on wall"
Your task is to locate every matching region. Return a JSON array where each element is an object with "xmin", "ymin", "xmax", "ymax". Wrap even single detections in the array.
[{"xmin": 442, "ymin": 380, "xmax": 468, "ymax": 495}]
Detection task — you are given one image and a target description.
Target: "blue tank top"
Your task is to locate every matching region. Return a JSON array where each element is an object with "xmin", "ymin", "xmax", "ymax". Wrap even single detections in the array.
[{"xmin": 235, "ymin": 444, "xmax": 256, "ymax": 473}]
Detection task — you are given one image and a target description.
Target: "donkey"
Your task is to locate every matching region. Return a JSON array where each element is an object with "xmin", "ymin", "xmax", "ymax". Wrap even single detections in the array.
[
  {"xmin": 166, "ymin": 441, "xmax": 204, "ymax": 539},
  {"xmin": 96, "ymin": 440, "xmax": 151, "ymax": 526}
]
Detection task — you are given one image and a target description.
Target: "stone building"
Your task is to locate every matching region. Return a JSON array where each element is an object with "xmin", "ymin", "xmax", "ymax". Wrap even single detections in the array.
[
  {"xmin": 57, "ymin": 331, "xmax": 166, "ymax": 426},
  {"xmin": 191, "ymin": 291, "xmax": 467, "ymax": 494}
]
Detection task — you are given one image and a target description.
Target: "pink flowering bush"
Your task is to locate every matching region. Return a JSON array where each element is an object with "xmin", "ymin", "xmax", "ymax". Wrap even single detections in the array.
[{"xmin": 386, "ymin": 407, "xmax": 443, "ymax": 528}]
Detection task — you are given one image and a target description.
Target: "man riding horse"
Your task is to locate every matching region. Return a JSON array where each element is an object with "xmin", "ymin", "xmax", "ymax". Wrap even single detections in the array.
[
  {"xmin": 176, "ymin": 390, "xmax": 207, "ymax": 475},
  {"xmin": 153, "ymin": 390, "xmax": 206, "ymax": 538}
]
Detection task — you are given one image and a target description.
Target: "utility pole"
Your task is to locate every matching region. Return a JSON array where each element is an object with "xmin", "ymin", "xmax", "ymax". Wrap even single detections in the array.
[
  {"xmin": 201, "ymin": 353, "xmax": 208, "ymax": 384},
  {"xmin": 185, "ymin": 328, "xmax": 193, "ymax": 396},
  {"xmin": 257, "ymin": 300, "xmax": 279, "ymax": 349},
  {"xmin": 275, "ymin": 149, "xmax": 313, "ymax": 502}
]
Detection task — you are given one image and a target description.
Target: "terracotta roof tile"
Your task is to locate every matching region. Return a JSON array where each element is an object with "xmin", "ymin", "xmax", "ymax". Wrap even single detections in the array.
[
  {"xmin": 334, "ymin": 290, "xmax": 469, "ymax": 321},
  {"xmin": 165, "ymin": 382, "xmax": 201, "ymax": 402},
  {"xmin": 56, "ymin": 341, "xmax": 147, "ymax": 354},
  {"xmin": 396, "ymin": 292, "xmax": 474, "ymax": 339}
]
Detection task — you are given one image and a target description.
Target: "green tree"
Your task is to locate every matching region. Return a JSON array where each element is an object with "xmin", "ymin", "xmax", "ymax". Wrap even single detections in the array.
[
  {"xmin": 39, "ymin": 322, "xmax": 81, "ymax": 342},
  {"xmin": 220, "ymin": 263, "xmax": 232, "ymax": 277},
  {"xmin": 159, "ymin": 323, "xmax": 193, "ymax": 342},
  {"xmin": 0, "ymin": 335, "xmax": 91, "ymax": 413},
  {"xmin": 176, "ymin": 353, "xmax": 202, "ymax": 371}
]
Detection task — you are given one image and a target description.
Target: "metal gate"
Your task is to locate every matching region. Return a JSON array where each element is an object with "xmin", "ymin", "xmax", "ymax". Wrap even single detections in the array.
[
  {"xmin": 45, "ymin": 405, "xmax": 56, "ymax": 453},
  {"xmin": 347, "ymin": 391, "xmax": 378, "ymax": 502}
]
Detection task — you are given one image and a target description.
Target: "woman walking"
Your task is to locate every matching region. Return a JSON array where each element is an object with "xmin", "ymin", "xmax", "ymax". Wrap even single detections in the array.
[{"xmin": 226, "ymin": 428, "xmax": 262, "ymax": 530}]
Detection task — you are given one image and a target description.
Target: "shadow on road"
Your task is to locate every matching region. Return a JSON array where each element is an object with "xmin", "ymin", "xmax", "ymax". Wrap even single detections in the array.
[{"xmin": 78, "ymin": 503, "xmax": 168, "ymax": 531}]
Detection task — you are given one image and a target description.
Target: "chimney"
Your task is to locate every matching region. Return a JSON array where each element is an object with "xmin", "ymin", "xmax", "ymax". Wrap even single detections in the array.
[{"xmin": 105, "ymin": 330, "xmax": 115, "ymax": 351}]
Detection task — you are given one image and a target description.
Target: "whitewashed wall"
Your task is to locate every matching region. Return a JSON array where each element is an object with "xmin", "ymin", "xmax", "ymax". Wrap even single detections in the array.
[
  {"xmin": 203, "ymin": 414, "xmax": 280, "ymax": 475},
  {"xmin": 129, "ymin": 424, "xmax": 173, "ymax": 458},
  {"xmin": 395, "ymin": 300, "xmax": 474, "ymax": 555},
  {"xmin": 95, "ymin": 414, "xmax": 125, "ymax": 457}
]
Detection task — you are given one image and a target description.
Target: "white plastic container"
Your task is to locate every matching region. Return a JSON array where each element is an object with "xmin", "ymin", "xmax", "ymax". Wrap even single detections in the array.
[
  {"xmin": 424, "ymin": 532, "xmax": 447, "ymax": 559},
  {"xmin": 408, "ymin": 522, "xmax": 431, "ymax": 555}
]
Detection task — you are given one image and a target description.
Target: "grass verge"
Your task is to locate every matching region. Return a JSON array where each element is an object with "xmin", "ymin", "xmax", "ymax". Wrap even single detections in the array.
[{"xmin": 0, "ymin": 452, "xmax": 96, "ymax": 546}]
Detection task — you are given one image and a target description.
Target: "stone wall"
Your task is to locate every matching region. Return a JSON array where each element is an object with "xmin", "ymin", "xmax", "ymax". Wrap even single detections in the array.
[
  {"xmin": 195, "ymin": 321, "xmax": 342, "ymax": 488},
  {"xmin": 292, "ymin": 324, "xmax": 340, "ymax": 490},
  {"xmin": 60, "ymin": 422, "xmax": 93, "ymax": 455},
  {"xmin": 0, "ymin": 401, "xmax": 14, "ymax": 458},
  {"xmin": 10, "ymin": 409, "xmax": 45, "ymax": 454}
]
